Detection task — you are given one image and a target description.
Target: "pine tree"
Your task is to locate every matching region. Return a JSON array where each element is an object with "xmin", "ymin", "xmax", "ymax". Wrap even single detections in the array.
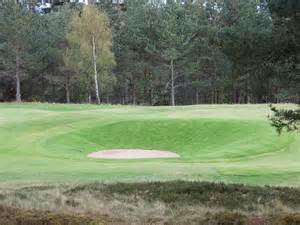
[{"xmin": 0, "ymin": 2, "xmax": 34, "ymax": 102}]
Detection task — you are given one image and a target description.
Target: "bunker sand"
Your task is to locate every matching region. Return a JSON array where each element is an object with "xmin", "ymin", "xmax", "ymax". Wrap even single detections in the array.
[{"xmin": 88, "ymin": 149, "xmax": 180, "ymax": 159}]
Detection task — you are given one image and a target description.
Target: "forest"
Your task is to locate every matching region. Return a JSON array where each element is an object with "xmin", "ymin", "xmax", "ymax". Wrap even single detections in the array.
[{"xmin": 0, "ymin": 0, "xmax": 299, "ymax": 105}]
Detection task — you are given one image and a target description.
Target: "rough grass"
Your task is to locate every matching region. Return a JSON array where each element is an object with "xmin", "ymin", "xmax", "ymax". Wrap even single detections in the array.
[
  {"xmin": 1, "ymin": 181, "xmax": 300, "ymax": 225},
  {"xmin": 0, "ymin": 103, "xmax": 299, "ymax": 186}
]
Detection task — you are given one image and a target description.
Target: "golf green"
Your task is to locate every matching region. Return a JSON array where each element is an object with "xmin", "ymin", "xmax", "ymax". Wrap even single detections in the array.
[{"xmin": 0, "ymin": 103, "xmax": 299, "ymax": 186}]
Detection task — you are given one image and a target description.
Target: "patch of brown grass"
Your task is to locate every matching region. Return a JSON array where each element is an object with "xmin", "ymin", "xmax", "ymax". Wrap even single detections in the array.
[
  {"xmin": 0, "ymin": 205, "xmax": 109, "ymax": 225},
  {"xmin": 1, "ymin": 182, "xmax": 300, "ymax": 225}
]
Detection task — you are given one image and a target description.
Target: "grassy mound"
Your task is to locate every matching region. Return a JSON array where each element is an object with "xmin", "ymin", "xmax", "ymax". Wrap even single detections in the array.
[
  {"xmin": 77, "ymin": 119, "xmax": 291, "ymax": 160},
  {"xmin": 0, "ymin": 103, "xmax": 299, "ymax": 185}
]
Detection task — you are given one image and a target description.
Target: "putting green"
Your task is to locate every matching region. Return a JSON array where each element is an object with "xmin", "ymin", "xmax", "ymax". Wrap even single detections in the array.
[{"xmin": 0, "ymin": 103, "xmax": 299, "ymax": 186}]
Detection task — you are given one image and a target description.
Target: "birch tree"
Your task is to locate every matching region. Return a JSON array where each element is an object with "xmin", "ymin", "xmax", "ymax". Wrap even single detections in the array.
[{"xmin": 66, "ymin": 6, "xmax": 115, "ymax": 104}]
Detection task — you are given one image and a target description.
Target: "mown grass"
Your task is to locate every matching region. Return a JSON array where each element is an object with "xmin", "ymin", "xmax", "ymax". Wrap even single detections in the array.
[{"xmin": 0, "ymin": 103, "xmax": 299, "ymax": 186}]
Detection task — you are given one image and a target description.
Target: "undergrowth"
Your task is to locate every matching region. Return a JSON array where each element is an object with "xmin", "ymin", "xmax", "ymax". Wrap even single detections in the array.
[{"xmin": 1, "ymin": 181, "xmax": 300, "ymax": 224}]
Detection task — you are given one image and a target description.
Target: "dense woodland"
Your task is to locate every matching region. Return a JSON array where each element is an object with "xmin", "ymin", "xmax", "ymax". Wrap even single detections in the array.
[{"xmin": 0, "ymin": 0, "xmax": 299, "ymax": 105}]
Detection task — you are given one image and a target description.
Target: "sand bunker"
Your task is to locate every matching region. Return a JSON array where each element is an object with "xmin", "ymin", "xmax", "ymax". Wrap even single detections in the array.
[{"xmin": 88, "ymin": 149, "xmax": 180, "ymax": 159}]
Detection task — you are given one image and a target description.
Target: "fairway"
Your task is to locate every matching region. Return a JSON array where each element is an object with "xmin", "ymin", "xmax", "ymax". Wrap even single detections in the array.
[{"xmin": 0, "ymin": 103, "xmax": 299, "ymax": 186}]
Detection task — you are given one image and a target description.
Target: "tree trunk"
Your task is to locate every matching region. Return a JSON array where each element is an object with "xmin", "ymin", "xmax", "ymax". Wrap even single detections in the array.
[
  {"xmin": 296, "ymin": 53, "xmax": 300, "ymax": 103},
  {"xmin": 195, "ymin": 87, "xmax": 199, "ymax": 105},
  {"xmin": 88, "ymin": 93, "xmax": 92, "ymax": 104},
  {"xmin": 133, "ymin": 85, "xmax": 136, "ymax": 105},
  {"xmin": 124, "ymin": 81, "xmax": 128, "ymax": 104},
  {"xmin": 15, "ymin": 51, "xmax": 21, "ymax": 103},
  {"xmin": 246, "ymin": 74, "xmax": 251, "ymax": 104},
  {"xmin": 170, "ymin": 59, "xmax": 175, "ymax": 106},
  {"xmin": 87, "ymin": 74, "xmax": 92, "ymax": 103},
  {"xmin": 211, "ymin": 88, "xmax": 214, "ymax": 104},
  {"xmin": 232, "ymin": 81, "xmax": 235, "ymax": 104},
  {"xmin": 132, "ymin": 77, "xmax": 136, "ymax": 105},
  {"xmin": 149, "ymin": 89, "xmax": 152, "ymax": 105},
  {"xmin": 51, "ymin": 75, "xmax": 56, "ymax": 102},
  {"xmin": 65, "ymin": 74, "xmax": 70, "ymax": 104},
  {"xmin": 92, "ymin": 34, "xmax": 100, "ymax": 104},
  {"xmin": 117, "ymin": 0, "xmax": 121, "ymax": 16}
]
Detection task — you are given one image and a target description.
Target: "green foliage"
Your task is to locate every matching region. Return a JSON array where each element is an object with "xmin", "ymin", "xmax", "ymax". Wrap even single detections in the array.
[
  {"xmin": 65, "ymin": 6, "xmax": 115, "ymax": 102},
  {"xmin": 270, "ymin": 105, "xmax": 300, "ymax": 133},
  {"xmin": 67, "ymin": 6, "xmax": 115, "ymax": 72},
  {"xmin": 0, "ymin": 3, "xmax": 34, "ymax": 81},
  {"xmin": 268, "ymin": 0, "xmax": 300, "ymax": 17},
  {"xmin": 0, "ymin": 0, "xmax": 299, "ymax": 104}
]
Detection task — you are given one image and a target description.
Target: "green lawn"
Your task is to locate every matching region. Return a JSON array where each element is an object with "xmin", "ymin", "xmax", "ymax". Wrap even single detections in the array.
[{"xmin": 0, "ymin": 103, "xmax": 299, "ymax": 186}]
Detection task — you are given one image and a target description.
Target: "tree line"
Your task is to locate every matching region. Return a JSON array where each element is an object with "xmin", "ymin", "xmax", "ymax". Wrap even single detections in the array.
[{"xmin": 0, "ymin": 0, "xmax": 299, "ymax": 105}]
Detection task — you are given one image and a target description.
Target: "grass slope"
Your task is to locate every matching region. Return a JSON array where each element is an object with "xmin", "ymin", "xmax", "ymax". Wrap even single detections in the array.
[{"xmin": 0, "ymin": 103, "xmax": 299, "ymax": 186}]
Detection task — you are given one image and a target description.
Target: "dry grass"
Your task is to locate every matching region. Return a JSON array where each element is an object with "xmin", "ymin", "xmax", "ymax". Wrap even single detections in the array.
[{"xmin": 1, "ymin": 182, "xmax": 300, "ymax": 225}]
